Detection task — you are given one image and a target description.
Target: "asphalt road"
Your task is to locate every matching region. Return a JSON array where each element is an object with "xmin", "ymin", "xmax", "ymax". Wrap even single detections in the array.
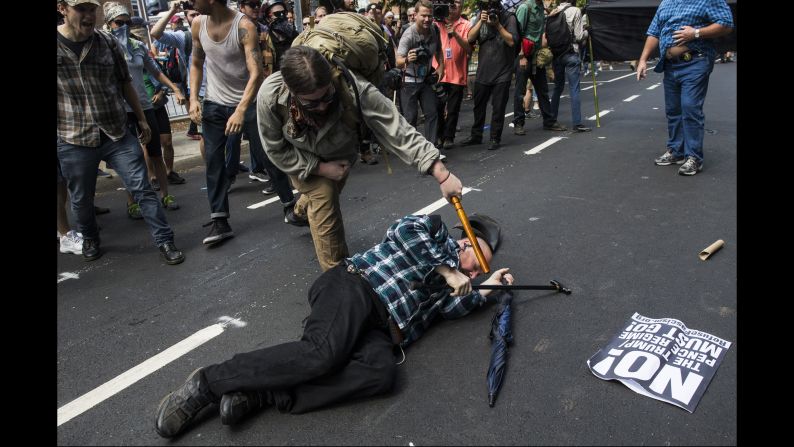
[{"xmin": 57, "ymin": 61, "xmax": 737, "ymax": 445}]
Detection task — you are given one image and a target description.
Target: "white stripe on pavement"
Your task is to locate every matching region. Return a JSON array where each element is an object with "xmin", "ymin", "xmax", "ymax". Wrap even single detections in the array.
[
  {"xmin": 525, "ymin": 137, "xmax": 565, "ymax": 155},
  {"xmin": 412, "ymin": 187, "xmax": 475, "ymax": 215},
  {"xmin": 623, "ymin": 95, "xmax": 640, "ymax": 102},
  {"xmin": 647, "ymin": 83, "xmax": 661, "ymax": 90},
  {"xmin": 604, "ymin": 72, "xmax": 637, "ymax": 83},
  {"xmin": 588, "ymin": 110, "xmax": 612, "ymax": 121},
  {"xmin": 57, "ymin": 318, "xmax": 244, "ymax": 427},
  {"xmin": 504, "ymin": 112, "xmax": 514, "ymax": 117},
  {"xmin": 247, "ymin": 189, "xmax": 300, "ymax": 209}
]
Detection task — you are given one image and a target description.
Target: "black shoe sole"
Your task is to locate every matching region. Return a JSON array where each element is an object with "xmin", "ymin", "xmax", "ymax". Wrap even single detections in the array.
[{"xmin": 83, "ymin": 251, "xmax": 103, "ymax": 262}]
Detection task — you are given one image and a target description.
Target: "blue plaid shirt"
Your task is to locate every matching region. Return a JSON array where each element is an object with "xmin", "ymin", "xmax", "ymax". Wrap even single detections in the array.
[
  {"xmin": 647, "ymin": 0, "xmax": 734, "ymax": 60},
  {"xmin": 347, "ymin": 215, "xmax": 492, "ymax": 347}
]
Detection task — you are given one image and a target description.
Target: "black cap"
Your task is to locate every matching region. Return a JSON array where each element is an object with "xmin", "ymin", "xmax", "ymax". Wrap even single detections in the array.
[{"xmin": 453, "ymin": 214, "xmax": 501, "ymax": 253}]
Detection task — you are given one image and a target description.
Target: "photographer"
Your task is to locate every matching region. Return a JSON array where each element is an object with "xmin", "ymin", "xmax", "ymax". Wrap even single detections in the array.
[
  {"xmin": 432, "ymin": 0, "xmax": 472, "ymax": 149},
  {"xmin": 397, "ymin": 0, "xmax": 445, "ymax": 147},
  {"xmin": 460, "ymin": 0, "xmax": 518, "ymax": 151}
]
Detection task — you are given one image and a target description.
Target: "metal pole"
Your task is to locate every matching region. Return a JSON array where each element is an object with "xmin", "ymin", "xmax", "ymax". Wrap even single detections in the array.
[
  {"xmin": 450, "ymin": 196, "xmax": 491, "ymax": 273},
  {"xmin": 294, "ymin": 0, "xmax": 304, "ymax": 32},
  {"xmin": 587, "ymin": 34, "xmax": 601, "ymax": 128}
]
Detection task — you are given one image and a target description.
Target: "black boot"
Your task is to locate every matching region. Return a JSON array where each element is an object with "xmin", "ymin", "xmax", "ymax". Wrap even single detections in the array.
[
  {"xmin": 219, "ymin": 391, "xmax": 269, "ymax": 425},
  {"xmin": 155, "ymin": 368, "xmax": 217, "ymax": 438}
]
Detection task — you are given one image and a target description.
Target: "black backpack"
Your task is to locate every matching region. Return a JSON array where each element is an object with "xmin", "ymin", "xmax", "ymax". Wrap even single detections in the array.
[{"xmin": 544, "ymin": 5, "xmax": 574, "ymax": 58}]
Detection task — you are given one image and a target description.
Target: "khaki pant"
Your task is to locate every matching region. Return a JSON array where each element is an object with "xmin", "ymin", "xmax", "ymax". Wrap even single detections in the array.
[{"xmin": 289, "ymin": 174, "xmax": 349, "ymax": 271}]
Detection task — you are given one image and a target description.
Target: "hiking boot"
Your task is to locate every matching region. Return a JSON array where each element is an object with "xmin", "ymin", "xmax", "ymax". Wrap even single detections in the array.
[
  {"xmin": 654, "ymin": 150, "xmax": 685, "ymax": 166},
  {"xmin": 488, "ymin": 140, "xmax": 501, "ymax": 151},
  {"xmin": 513, "ymin": 124, "xmax": 526, "ymax": 135},
  {"xmin": 162, "ymin": 195, "xmax": 180, "ymax": 210},
  {"xmin": 159, "ymin": 241, "xmax": 185, "ymax": 265},
  {"xmin": 150, "ymin": 178, "xmax": 160, "ymax": 191},
  {"xmin": 543, "ymin": 122, "xmax": 567, "ymax": 131},
  {"xmin": 220, "ymin": 391, "xmax": 268, "ymax": 426},
  {"xmin": 82, "ymin": 237, "xmax": 102, "ymax": 262},
  {"xmin": 155, "ymin": 368, "xmax": 217, "ymax": 438},
  {"xmin": 167, "ymin": 171, "xmax": 186, "ymax": 185},
  {"xmin": 573, "ymin": 124, "xmax": 591, "ymax": 132},
  {"xmin": 59, "ymin": 230, "xmax": 83, "ymax": 255},
  {"xmin": 202, "ymin": 219, "xmax": 234, "ymax": 245},
  {"xmin": 249, "ymin": 171, "xmax": 269, "ymax": 183},
  {"xmin": 460, "ymin": 136, "xmax": 482, "ymax": 146},
  {"xmin": 127, "ymin": 203, "xmax": 143, "ymax": 220},
  {"xmin": 678, "ymin": 157, "xmax": 703, "ymax": 176}
]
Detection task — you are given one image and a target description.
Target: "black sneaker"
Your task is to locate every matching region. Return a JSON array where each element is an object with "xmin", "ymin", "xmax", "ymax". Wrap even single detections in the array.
[
  {"xmin": 488, "ymin": 140, "xmax": 501, "ymax": 151},
  {"xmin": 543, "ymin": 122, "xmax": 567, "ymax": 131},
  {"xmin": 159, "ymin": 241, "xmax": 185, "ymax": 265},
  {"xmin": 460, "ymin": 136, "xmax": 482, "ymax": 146},
  {"xmin": 654, "ymin": 150, "xmax": 685, "ymax": 166},
  {"xmin": 248, "ymin": 171, "xmax": 269, "ymax": 183},
  {"xmin": 220, "ymin": 391, "xmax": 268, "ymax": 426},
  {"xmin": 202, "ymin": 219, "xmax": 234, "ymax": 245},
  {"xmin": 83, "ymin": 237, "xmax": 103, "ymax": 262},
  {"xmin": 155, "ymin": 368, "xmax": 217, "ymax": 438},
  {"xmin": 261, "ymin": 181, "xmax": 276, "ymax": 195},
  {"xmin": 284, "ymin": 206, "xmax": 309, "ymax": 227},
  {"xmin": 573, "ymin": 124, "xmax": 591, "ymax": 132},
  {"xmin": 678, "ymin": 157, "xmax": 703, "ymax": 176},
  {"xmin": 167, "ymin": 171, "xmax": 186, "ymax": 185}
]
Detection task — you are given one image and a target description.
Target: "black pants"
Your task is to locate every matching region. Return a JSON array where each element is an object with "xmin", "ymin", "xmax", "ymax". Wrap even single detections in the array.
[
  {"xmin": 512, "ymin": 58, "xmax": 555, "ymax": 128},
  {"xmin": 437, "ymin": 83, "xmax": 465, "ymax": 142},
  {"xmin": 202, "ymin": 265, "xmax": 397, "ymax": 414},
  {"xmin": 469, "ymin": 80, "xmax": 511, "ymax": 142}
]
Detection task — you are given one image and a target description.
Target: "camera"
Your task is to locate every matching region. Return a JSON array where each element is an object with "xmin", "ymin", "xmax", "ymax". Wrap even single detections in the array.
[
  {"xmin": 414, "ymin": 44, "xmax": 431, "ymax": 66},
  {"xmin": 427, "ymin": 70, "xmax": 447, "ymax": 102},
  {"xmin": 384, "ymin": 68, "xmax": 402, "ymax": 91},
  {"xmin": 478, "ymin": 0, "xmax": 502, "ymax": 22},
  {"xmin": 431, "ymin": 0, "xmax": 454, "ymax": 22}
]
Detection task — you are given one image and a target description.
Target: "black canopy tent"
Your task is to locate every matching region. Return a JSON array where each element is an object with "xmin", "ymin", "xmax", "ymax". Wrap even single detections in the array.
[{"xmin": 585, "ymin": 0, "xmax": 737, "ymax": 61}]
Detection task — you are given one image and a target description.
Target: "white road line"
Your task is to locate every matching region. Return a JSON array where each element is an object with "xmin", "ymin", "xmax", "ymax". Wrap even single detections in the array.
[
  {"xmin": 623, "ymin": 95, "xmax": 640, "ymax": 102},
  {"xmin": 58, "ymin": 272, "xmax": 80, "ymax": 283},
  {"xmin": 525, "ymin": 137, "xmax": 565, "ymax": 155},
  {"xmin": 581, "ymin": 85, "xmax": 595, "ymax": 91},
  {"xmin": 604, "ymin": 72, "xmax": 636, "ymax": 83},
  {"xmin": 57, "ymin": 318, "xmax": 244, "ymax": 427},
  {"xmin": 412, "ymin": 187, "xmax": 475, "ymax": 215},
  {"xmin": 647, "ymin": 83, "xmax": 661, "ymax": 90},
  {"xmin": 504, "ymin": 112, "xmax": 514, "ymax": 117},
  {"xmin": 247, "ymin": 189, "xmax": 300, "ymax": 209},
  {"xmin": 588, "ymin": 110, "xmax": 612, "ymax": 121}
]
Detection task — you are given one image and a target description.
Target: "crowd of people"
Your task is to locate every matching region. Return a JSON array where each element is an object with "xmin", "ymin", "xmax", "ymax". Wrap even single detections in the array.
[{"xmin": 57, "ymin": 0, "xmax": 733, "ymax": 438}]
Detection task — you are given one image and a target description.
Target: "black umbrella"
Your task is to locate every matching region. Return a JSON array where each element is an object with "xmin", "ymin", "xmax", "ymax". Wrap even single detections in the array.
[{"xmin": 487, "ymin": 291, "xmax": 514, "ymax": 407}]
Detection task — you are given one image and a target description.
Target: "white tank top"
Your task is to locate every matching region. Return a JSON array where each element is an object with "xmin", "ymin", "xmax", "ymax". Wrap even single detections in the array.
[{"xmin": 200, "ymin": 12, "xmax": 249, "ymax": 106}]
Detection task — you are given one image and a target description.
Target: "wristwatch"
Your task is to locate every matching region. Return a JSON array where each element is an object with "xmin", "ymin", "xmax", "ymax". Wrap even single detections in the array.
[{"xmin": 694, "ymin": 28, "xmax": 700, "ymax": 39}]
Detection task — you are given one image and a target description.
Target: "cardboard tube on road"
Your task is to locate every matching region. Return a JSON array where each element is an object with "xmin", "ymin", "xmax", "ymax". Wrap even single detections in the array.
[{"xmin": 699, "ymin": 239, "xmax": 725, "ymax": 261}]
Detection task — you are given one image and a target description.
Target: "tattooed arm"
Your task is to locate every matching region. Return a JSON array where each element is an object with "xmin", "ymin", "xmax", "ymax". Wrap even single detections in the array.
[{"xmin": 223, "ymin": 17, "xmax": 265, "ymax": 135}]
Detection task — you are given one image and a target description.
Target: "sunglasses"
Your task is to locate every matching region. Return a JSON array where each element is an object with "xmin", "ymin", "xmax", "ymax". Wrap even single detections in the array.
[
  {"xmin": 113, "ymin": 19, "xmax": 131, "ymax": 27},
  {"xmin": 296, "ymin": 85, "xmax": 336, "ymax": 110}
]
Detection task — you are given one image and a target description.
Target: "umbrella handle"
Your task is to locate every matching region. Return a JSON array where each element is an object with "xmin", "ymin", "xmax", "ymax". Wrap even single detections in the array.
[{"xmin": 450, "ymin": 196, "xmax": 491, "ymax": 273}]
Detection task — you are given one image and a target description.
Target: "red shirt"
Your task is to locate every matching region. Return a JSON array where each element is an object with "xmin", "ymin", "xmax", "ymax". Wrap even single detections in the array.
[{"xmin": 432, "ymin": 17, "xmax": 471, "ymax": 86}]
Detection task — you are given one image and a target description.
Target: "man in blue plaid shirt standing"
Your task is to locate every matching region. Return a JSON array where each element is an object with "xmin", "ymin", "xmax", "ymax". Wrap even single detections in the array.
[
  {"xmin": 636, "ymin": 0, "xmax": 733, "ymax": 176},
  {"xmin": 155, "ymin": 214, "xmax": 513, "ymax": 438}
]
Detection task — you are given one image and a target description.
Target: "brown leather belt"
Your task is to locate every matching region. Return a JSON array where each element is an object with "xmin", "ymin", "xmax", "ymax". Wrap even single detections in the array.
[{"xmin": 665, "ymin": 50, "xmax": 701, "ymax": 63}]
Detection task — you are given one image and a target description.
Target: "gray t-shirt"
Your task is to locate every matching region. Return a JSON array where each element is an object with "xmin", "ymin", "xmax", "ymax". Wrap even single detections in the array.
[
  {"xmin": 397, "ymin": 23, "xmax": 440, "ymax": 82},
  {"xmin": 123, "ymin": 38, "xmax": 161, "ymax": 111},
  {"xmin": 474, "ymin": 12, "xmax": 519, "ymax": 85}
]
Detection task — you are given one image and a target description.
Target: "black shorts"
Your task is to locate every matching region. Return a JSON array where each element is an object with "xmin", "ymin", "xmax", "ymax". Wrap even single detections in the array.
[
  {"xmin": 153, "ymin": 105, "xmax": 172, "ymax": 135},
  {"xmin": 127, "ymin": 110, "xmax": 162, "ymax": 157}
]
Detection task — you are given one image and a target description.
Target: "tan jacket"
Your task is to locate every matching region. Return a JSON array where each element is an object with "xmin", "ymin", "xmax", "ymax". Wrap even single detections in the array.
[{"xmin": 257, "ymin": 70, "xmax": 440, "ymax": 181}]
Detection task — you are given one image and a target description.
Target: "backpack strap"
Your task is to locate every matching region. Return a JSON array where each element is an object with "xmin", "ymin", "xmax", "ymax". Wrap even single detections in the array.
[
  {"xmin": 96, "ymin": 30, "xmax": 125, "ymax": 85},
  {"xmin": 331, "ymin": 56, "xmax": 365, "ymax": 143}
]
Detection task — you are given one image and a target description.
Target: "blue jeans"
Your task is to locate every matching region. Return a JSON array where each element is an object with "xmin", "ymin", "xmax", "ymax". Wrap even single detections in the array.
[
  {"xmin": 551, "ymin": 52, "xmax": 583, "ymax": 126},
  {"xmin": 662, "ymin": 54, "xmax": 713, "ymax": 162},
  {"xmin": 202, "ymin": 100, "xmax": 295, "ymax": 219},
  {"xmin": 225, "ymin": 130, "xmax": 270, "ymax": 175},
  {"xmin": 57, "ymin": 131, "xmax": 174, "ymax": 246}
]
